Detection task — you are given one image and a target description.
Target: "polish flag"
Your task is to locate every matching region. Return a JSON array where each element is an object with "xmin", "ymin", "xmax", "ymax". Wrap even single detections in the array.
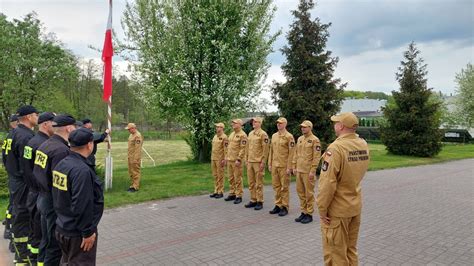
[{"xmin": 102, "ymin": 0, "xmax": 113, "ymax": 102}]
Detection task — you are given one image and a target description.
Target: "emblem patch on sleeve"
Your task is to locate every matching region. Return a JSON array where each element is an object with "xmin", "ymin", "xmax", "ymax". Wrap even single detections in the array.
[
  {"xmin": 24, "ymin": 146, "xmax": 33, "ymax": 159},
  {"xmin": 241, "ymin": 140, "xmax": 247, "ymax": 145},
  {"xmin": 322, "ymin": 161, "xmax": 329, "ymax": 171},
  {"xmin": 316, "ymin": 146, "xmax": 321, "ymax": 151},
  {"xmin": 264, "ymin": 138, "xmax": 269, "ymax": 143},
  {"xmin": 290, "ymin": 142, "xmax": 295, "ymax": 147},
  {"xmin": 34, "ymin": 150, "xmax": 48, "ymax": 169},
  {"xmin": 308, "ymin": 140, "xmax": 312, "ymax": 143},
  {"xmin": 52, "ymin": 171, "xmax": 68, "ymax": 191},
  {"xmin": 136, "ymin": 140, "xmax": 141, "ymax": 144}
]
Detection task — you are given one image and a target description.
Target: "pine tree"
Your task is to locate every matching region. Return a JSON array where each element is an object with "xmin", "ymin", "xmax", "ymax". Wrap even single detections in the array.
[
  {"xmin": 271, "ymin": 0, "xmax": 344, "ymax": 145},
  {"xmin": 381, "ymin": 42, "xmax": 442, "ymax": 157}
]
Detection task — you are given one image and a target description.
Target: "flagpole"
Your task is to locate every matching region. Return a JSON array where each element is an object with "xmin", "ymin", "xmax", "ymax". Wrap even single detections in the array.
[
  {"xmin": 106, "ymin": 95, "xmax": 113, "ymax": 190},
  {"xmin": 103, "ymin": 0, "xmax": 113, "ymax": 191}
]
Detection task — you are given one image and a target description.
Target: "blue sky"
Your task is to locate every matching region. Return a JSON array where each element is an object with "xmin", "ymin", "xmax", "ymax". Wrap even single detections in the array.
[{"xmin": 1, "ymin": 0, "xmax": 473, "ymax": 107}]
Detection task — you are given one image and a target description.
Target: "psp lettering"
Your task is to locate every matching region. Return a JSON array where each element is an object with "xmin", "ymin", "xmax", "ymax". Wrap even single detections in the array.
[{"xmin": 348, "ymin": 150, "xmax": 369, "ymax": 162}]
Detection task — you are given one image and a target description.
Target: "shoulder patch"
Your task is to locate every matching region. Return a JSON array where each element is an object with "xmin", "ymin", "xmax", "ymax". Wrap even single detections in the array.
[
  {"xmin": 135, "ymin": 140, "xmax": 141, "ymax": 144},
  {"xmin": 24, "ymin": 146, "xmax": 33, "ymax": 160},
  {"xmin": 316, "ymin": 146, "xmax": 321, "ymax": 151},
  {"xmin": 52, "ymin": 170, "xmax": 68, "ymax": 191},
  {"xmin": 290, "ymin": 141, "xmax": 295, "ymax": 147},
  {"xmin": 308, "ymin": 140, "xmax": 312, "ymax": 143},
  {"xmin": 322, "ymin": 161, "xmax": 329, "ymax": 171},
  {"xmin": 4, "ymin": 139, "xmax": 12, "ymax": 154},
  {"xmin": 34, "ymin": 150, "xmax": 48, "ymax": 169},
  {"xmin": 241, "ymin": 140, "xmax": 247, "ymax": 145},
  {"xmin": 264, "ymin": 138, "xmax": 269, "ymax": 144}
]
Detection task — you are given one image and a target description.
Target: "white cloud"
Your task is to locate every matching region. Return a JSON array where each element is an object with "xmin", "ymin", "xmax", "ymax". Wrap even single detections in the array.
[
  {"xmin": 336, "ymin": 40, "xmax": 474, "ymax": 94},
  {"xmin": 2, "ymin": 0, "xmax": 472, "ymax": 112}
]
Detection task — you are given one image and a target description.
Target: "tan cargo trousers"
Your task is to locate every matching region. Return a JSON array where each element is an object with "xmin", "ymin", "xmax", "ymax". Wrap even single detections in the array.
[
  {"xmin": 227, "ymin": 161, "xmax": 243, "ymax": 197},
  {"xmin": 128, "ymin": 160, "xmax": 141, "ymax": 190},
  {"xmin": 247, "ymin": 162, "xmax": 264, "ymax": 202},
  {"xmin": 296, "ymin": 172, "xmax": 315, "ymax": 214},
  {"xmin": 211, "ymin": 160, "xmax": 225, "ymax": 194},
  {"xmin": 320, "ymin": 215, "xmax": 361, "ymax": 266},
  {"xmin": 271, "ymin": 166, "xmax": 290, "ymax": 209}
]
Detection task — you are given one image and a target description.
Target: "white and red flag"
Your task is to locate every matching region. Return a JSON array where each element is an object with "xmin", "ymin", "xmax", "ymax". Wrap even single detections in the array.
[{"xmin": 102, "ymin": 0, "xmax": 113, "ymax": 102}]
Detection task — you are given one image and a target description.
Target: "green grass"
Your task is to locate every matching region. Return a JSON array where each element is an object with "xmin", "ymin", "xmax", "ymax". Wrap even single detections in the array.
[
  {"xmin": 95, "ymin": 139, "xmax": 191, "ymax": 169},
  {"xmin": 107, "ymin": 130, "xmax": 186, "ymax": 142},
  {"xmin": 1, "ymin": 142, "xmax": 473, "ymax": 213},
  {"xmin": 368, "ymin": 143, "xmax": 474, "ymax": 170}
]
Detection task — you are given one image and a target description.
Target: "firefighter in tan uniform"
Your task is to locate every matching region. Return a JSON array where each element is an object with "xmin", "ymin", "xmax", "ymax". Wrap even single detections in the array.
[
  {"xmin": 210, "ymin": 122, "xmax": 227, "ymax": 199},
  {"xmin": 244, "ymin": 117, "xmax": 269, "ymax": 210},
  {"xmin": 317, "ymin": 112, "xmax": 369, "ymax": 266},
  {"xmin": 125, "ymin": 123, "xmax": 143, "ymax": 192},
  {"xmin": 224, "ymin": 119, "xmax": 247, "ymax": 204},
  {"xmin": 292, "ymin": 120, "xmax": 321, "ymax": 224},
  {"xmin": 267, "ymin": 117, "xmax": 295, "ymax": 217}
]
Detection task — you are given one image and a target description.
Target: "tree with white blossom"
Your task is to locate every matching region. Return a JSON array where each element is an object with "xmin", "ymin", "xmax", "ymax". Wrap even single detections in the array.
[{"xmin": 121, "ymin": 0, "xmax": 279, "ymax": 162}]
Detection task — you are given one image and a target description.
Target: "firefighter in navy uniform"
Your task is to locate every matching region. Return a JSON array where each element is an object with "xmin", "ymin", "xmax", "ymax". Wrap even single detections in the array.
[
  {"xmin": 52, "ymin": 128, "xmax": 104, "ymax": 265},
  {"xmin": 33, "ymin": 114, "xmax": 79, "ymax": 266},
  {"xmin": 81, "ymin": 118, "xmax": 109, "ymax": 170},
  {"xmin": 2, "ymin": 114, "xmax": 19, "ymax": 253},
  {"xmin": 22, "ymin": 112, "xmax": 55, "ymax": 265},
  {"xmin": 4, "ymin": 105, "xmax": 39, "ymax": 265}
]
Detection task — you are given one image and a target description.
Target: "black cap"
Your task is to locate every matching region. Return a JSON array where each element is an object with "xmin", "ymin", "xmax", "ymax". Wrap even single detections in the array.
[
  {"xmin": 9, "ymin": 114, "xmax": 18, "ymax": 122},
  {"xmin": 69, "ymin": 128, "xmax": 94, "ymax": 147},
  {"xmin": 82, "ymin": 118, "xmax": 92, "ymax": 124},
  {"xmin": 17, "ymin": 105, "xmax": 38, "ymax": 117},
  {"xmin": 52, "ymin": 114, "xmax": 80, "ymax": 127},
  {"xmin": 38, "ymin": 112, "xmax": 55, "ymax": 124}
]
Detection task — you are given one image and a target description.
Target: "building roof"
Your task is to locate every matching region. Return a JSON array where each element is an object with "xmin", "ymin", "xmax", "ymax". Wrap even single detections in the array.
[{"xmin": 340, "ymin": 98, "xmax": 387, "ymax": 113}]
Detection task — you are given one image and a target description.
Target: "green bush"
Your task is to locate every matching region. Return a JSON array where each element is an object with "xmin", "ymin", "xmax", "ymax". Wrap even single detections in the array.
[{"xmin": 0, "ymin": 167, "xmax": 8, "ymax": 199}]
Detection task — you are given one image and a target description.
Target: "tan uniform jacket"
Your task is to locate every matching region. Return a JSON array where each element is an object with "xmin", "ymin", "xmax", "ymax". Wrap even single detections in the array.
[
  {"xmin": 226, "ymin": 129, "xmax": 247, "ymax": 162},
  {"xmin": 211, "ymin": 133, "xmax": 228, "ymax": 161},
  {"xmin": 128, "ymin": 131, "xmax": 143, "ymax": 162},
  {"xmin": 317, "ymin": 133, "xmax": 370, "ymax": 218},
  {"xmin": 245, "ymin": 128, "xmax": 269, "ymax": 163},
  {"xmin": 268, "ymin": 130, "xmax": 295, "ymax": 169},
  {"xmin": 292, "ymin": 133, "xmax": 321, "ymax": 174}
]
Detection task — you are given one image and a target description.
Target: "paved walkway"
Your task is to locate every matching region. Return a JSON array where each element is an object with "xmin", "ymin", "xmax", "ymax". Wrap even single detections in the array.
[{"xmin": 1, "ymin": 159, "xmax": 473, "ymax": 265}]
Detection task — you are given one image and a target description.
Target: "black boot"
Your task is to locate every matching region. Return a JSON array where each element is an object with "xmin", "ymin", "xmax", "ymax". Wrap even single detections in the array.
[
  {"xmin": 214, "ymin": 193, "xmax": 224, "ymax": 199},
  {"xmin": 254, "ymin": 202, "xmax": 263, "ymax": 210},
  {"xmin": 295, "ymin": 213, "xmax": 306, "ymax": 222},
  {"xmin": 9, "ymin": 240, "xmax": 15, "ymax": 253},
  {"xmin": 244, "ymin": 201, "xmax": 257, "ymax": 208},
  {"xmin": 209, "ymin": 193, "xmax": 217, "ymax": 198},
  {"xmin": 300, "ymin": 214, "xmax": 313, "ymax": 224},
  {"xmin": 269, "ymin": 206, "xmax": 281, "ymax": 214},
  {"xmin": 278, "ymin": 207, "xmax": 288, "ymax": 217},
  {"xmin": 3, "ymin": 226, "xmax": 11, "ymax": 239},
  {"xmin": 233, "ymin": 197, "xmax": 242, "ymax": 204},
  {"xmin": 224, "ymin": 195, "xmax": 236, "ymax": 201}
]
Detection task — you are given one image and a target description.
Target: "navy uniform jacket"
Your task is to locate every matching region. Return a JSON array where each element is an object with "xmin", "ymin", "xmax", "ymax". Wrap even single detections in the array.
[
  {"xmin": 87, "ymin": 131, "xmax": 107, "ymax": 167},
  {"xmin": 4, "ymin": 124, "xmax": 34, "ymax": 180},
  {"xmin": 52, "ymin": 152, "xmax": 104, "ymax": 237},
  {"xmin": 21, "ymin": 131, "xmax": 49, "ymax": 192},
  {"xmin": 33, "ymin": 134, "xmax": 70, "ymax": 194}
]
